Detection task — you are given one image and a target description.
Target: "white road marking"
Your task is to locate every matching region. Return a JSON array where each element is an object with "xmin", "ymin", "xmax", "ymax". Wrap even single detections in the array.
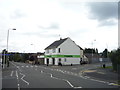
[
  {"xmin": 18, "ymin": 84, "xmax": 20, "ymax": 86},
  {"xmin": 15, "ymin": 71, "xmax": 20, "ymax": 90},
  {"xmin": 20, "ymin": 73, "xmax": 29, "ymax": 85},
  {"xmin": 10, "ymin": 62, "xmax": 17, "ymax": 67},
  {"xmin": 10, "ymin": 62, "xmax": 22, "ymax": 72},
  {"xmin": 22, "ymin": 66, "xmax": 24, "ymax": 67},
  {"xmin": 16, "ymin": 71, "xmax": 19, "ymax": 79},
  {"xmin": 18, "ymin": 84, "xmax": 20, "ymax": 90},
  {"xmin": 10, "ymin": 71, "xmax": 14, "ymax": 77},
  {"xmin": 72, "ymin": 68, "xmax": 77, "ymax": 70},
  {"xmin": 63, "ymin": 79, "xmax": 74, "ymax": 88},
  {"xmin": 26, "ymin": 66, "xmax": 29, "ymax": 68},
  {"xmin": 40, "ymin": 70, "xmax": 43, "ymax": 73},
  {"xmin": 31, "ymin": 66, "xmax": 33, "ymax": 68},
  {"xmin": 35, "ymin": 65, "xmax": 38, "ymax": 67},
  {"xmin": 43, "ymin": 72, "xmax": 82, "ymax": 88},
  {"xmin": 74, "ymin": 87, "xmax": 82, "ymax": 88}
]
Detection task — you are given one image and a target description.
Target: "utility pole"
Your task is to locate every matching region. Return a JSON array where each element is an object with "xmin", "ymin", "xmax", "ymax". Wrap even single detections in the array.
[{"xmin": 6, "ymin": 28, "xmax": 16, "ymax": 67}]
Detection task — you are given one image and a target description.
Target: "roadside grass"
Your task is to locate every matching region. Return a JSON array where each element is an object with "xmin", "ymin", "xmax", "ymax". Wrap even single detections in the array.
[
  {"xmin": 98, "ymin": 66, "xmax": 113, "ymax": 69},
  {"xmin": 118, "ymin": 80, "xmax": 120, "ymax": 85}
]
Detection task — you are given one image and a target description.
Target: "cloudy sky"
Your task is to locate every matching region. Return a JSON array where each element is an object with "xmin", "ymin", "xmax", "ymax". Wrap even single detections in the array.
[{"xmin": 0, "ymin": 0, "xmax": 119, "ymax": 53}]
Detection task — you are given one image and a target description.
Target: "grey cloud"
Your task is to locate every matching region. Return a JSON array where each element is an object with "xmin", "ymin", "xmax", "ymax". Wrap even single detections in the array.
[
  {"xmin": 87, "ymin": 2, "xmax": 118, "ymax": 21},
  {"xmin": 98, "ymin": 19, "xmax": 117, "ymax": 26}
]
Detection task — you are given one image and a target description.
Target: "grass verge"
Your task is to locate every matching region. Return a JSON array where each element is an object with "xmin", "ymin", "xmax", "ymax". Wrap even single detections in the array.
[{"xmin": 98, "ymin": 66, "xmax": 113, "ymax": 69}]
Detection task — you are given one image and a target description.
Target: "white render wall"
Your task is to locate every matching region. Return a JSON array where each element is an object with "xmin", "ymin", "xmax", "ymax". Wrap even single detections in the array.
[
  {"xmin": 60, "ymin": 58, "xmax": 80, "ymax": 65},
  {"xmin": 44, "ymin": 38, "xmax": 83, "ymax": 65},
  {"xmin": 45, "ymin": 58, "xmax": 80, "ymax": 65},
  {"xmin": 58, "ymin": 38, "xmax": 80, "ymax": 55}
]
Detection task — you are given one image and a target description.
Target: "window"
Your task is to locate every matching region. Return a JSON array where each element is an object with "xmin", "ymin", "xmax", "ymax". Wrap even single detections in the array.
[
  {"xmin": 58, "ymin": 48, "xmax": 60, "ymax": 53},
  {"xmin": 64, "ymin": 58, "xmax": 66, "ymax": 62},
  {"xmin": 52, "ymin": 48, "xmax": 56, "ymax": 53}
]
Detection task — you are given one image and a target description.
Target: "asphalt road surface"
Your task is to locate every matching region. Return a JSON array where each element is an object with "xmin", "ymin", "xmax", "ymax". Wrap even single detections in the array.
[{"xmin": 1, "ymin": 61, "xmax": 119, "ymax": 89}]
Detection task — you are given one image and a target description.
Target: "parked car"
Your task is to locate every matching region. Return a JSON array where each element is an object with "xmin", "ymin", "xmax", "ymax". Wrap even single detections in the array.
[{"xmin": 80, "ymin": 60, "xmax": 88, "ymax": 65}]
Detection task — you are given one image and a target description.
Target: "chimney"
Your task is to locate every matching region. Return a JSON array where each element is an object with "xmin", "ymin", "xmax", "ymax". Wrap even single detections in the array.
[
  {"xmin": 59, "ymin": 34, "xmax": 62, "ymax": 40},
  {"xmin": 60, "ymin": 37, "xmax": 62, "ymax": 40}
]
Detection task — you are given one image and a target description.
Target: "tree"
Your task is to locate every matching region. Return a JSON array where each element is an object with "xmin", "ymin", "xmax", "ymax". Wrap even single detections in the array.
[
  {"xmin": 14, "ymin": 53, "xmax": 22, "ymax": 62},
  {"xmin": 109, "ymin": 48, "xmax": 120, "ymax": 72},
  {"xmin": 102, "ymin": 48, "xmax": 108, "ymax": 58},
  {"xmin": 22, "ymin": 53, "xmax": 29, "ymax": 62},
  {"xmin": 7, "ymin": 52, "xmax": 30, "ymax": 63},
  {"xmin": 84, "ymin": 48, "xmax": 98, "ymax": 54},
  {"xmin": 95, "ymin": 48, "xmax": 98, "ymax": 54},
  {"xmin": 9, "ymin": 52, "xmax": 15, "ymax": 61},
  {"xmin": 29, "ymin": 56, "xmax": 34, "ymax": 61}
]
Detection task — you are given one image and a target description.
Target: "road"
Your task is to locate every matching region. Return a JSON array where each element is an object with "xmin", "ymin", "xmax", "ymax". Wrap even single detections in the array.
[{"xmin": 1, "ymin": 61, "xmax": 119, "ymax": 89}]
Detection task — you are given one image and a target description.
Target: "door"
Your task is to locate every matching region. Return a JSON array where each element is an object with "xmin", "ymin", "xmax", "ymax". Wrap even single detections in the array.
[
  {"xmin": 52, "ymin": 58, "xmax": 55, "ymax": 65},
  {"xmin": 47, "ymin": 58, "xmax": 49, "ymax": 65}
]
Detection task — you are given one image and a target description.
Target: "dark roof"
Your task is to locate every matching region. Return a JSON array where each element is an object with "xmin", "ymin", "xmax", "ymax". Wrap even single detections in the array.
[
  {"xmin": 45, "ymin": 38, "xmax": 68, "ymax": 50},
  {"xmin": 77, "ymin": 45, "xmax": 83, "ymax": 50}
]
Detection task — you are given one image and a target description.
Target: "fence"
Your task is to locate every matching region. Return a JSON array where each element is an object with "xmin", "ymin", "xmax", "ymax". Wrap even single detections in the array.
[{"xmin": 91, "ymin": 58, "xmax": 111, "ymax": 64}]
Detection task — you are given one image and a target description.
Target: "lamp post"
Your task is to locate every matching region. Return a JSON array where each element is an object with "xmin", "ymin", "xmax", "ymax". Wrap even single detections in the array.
[
  {"xmin": 91, "ymin": 39, "xmax": 96, "ymax": 63},
  {"xmin": 6, "ymin": 28, "xmax": 16, "ymax": 67}
]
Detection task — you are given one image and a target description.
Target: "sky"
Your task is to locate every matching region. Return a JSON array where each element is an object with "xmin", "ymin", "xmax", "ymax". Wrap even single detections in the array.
[{"xmin": 0, "ymin": 0, "xmax": 119, "ymax": 53}]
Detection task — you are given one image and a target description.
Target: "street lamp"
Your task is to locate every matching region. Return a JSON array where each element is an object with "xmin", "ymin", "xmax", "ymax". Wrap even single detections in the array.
[
  {"xmin": 6, "ymin": 28, "xmax": 16, "ymax": 67},
  {"xmin": 91, "ymin": 39, "xmax": 96, "ymax": 63}
]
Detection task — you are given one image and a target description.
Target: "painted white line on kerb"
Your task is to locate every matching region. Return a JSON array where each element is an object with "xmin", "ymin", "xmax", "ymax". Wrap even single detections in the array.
[
  {"xmin": 20, "ymin": 73, "xmax": 29, "ymax": 85},
  {"xmin": 10, "ymin": 71, "xmax": 14, "ymax": 77}
]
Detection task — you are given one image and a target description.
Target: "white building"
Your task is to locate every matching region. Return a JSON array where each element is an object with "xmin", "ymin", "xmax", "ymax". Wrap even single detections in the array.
[{"xmin": 44, "ymin": 37, "xmax": 85, "ymax": 65}]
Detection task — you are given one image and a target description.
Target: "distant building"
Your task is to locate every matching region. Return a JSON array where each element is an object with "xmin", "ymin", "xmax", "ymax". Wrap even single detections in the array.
[
  {"xmin": 44, "ymin": 37, "xmax": 85, "ymax": 65},
  {"xmin": 37, "ymin": 52, "xmax": 44, "ymax": 65}
]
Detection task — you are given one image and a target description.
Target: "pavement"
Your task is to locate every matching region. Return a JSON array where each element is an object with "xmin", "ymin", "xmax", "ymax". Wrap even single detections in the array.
[{"xmin": 81, "ymin": 66, "xmax": 120, "ymax": 86}]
